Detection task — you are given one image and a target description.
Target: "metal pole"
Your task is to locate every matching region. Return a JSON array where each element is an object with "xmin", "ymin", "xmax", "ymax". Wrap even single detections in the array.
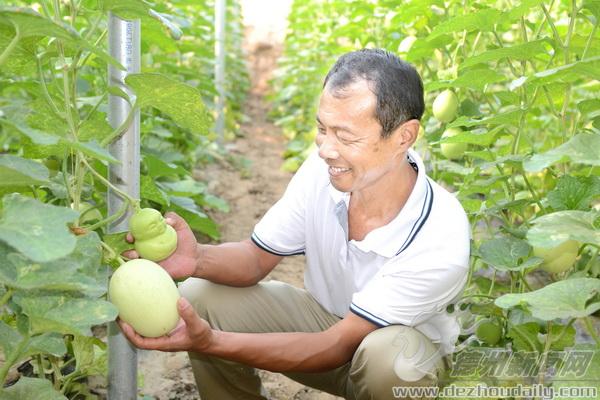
[
  {"xmin": 215, "ymin": 0, "xmax": 226, "ymax": 144},
  {"xmin": 107, "ymin": 12, "xmax": 140, "ymax": 400}
]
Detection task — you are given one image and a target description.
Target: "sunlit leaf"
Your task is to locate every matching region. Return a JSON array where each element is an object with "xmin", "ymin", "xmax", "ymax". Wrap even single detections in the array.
[
  {"xmin": 495, "ymin": 278, "xmax": 600, "ymax": 320},
  {"xmin": 14, "ymin": 293, "xmax": 118, "ymax": 336},
  {"xmin": 126, "ymin": 73, "xmax": 211, "ymax": 134},
  {"xmin": 460, "ymin": 39, "xmax": 552, "ymax": 70},
  {"xmin": 0, "ymin": 377, "xmax": 67, "ymax": 400},
  {"xmin": 524, "ymin": 133, "xmax": 600, "ymax": 172},
  {"xmin": 547, "ymin": 175, "xmax": 600, "ymax": 211},
  {"xmin": 0, "ymin": 194, "xmax": 78, "ymax": 262},
  {"xmin": 527, "ymin": 210, "xmax": 600, "ymax": 247},
  {"xmin": 0, "ymin": 154, "xmax": 49, "ymax": 187},
  {"xmin": 427, "ymin": 8, "xmax": 502, "ymax": 40}
]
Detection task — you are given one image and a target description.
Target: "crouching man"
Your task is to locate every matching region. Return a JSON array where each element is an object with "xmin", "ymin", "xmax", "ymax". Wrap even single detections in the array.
[{"xmin": 120, "ymin": 48, "xmax": 470, "ymax": 400}]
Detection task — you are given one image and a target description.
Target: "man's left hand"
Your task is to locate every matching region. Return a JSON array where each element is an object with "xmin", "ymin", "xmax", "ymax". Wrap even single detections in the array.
[{"xmin": 118, "ymin": 297, "xmax": 213, "ymax": 353}]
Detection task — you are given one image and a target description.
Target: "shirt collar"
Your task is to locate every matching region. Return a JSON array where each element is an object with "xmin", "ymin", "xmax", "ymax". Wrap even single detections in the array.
[{"xmin": 328, "ymin": 148, "xmax": 433, "ymax": 258}]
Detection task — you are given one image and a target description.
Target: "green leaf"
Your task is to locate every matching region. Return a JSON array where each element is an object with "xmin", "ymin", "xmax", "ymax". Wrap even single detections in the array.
[
  {"xmin": 102, "ymin": 231, "xmax": 134, "ymax": 265},
  {"xmin": 142, "ymin": 154, "xmax": 188, "ymax": 177},
  {"xmin": 0, "ymin": 7, "xmax": 124, "ymax": 70},
  {"xmin": 495, "ymin": 278, "xmax": 600, "ymax": 320},
  {"xmin": 448, "ymin": 109, "xmax": 524, "ymax": 129},
  {"xmin": 14, "ymin": 293, "xmax": 118, "ymax": 336},
  {"xmin": 527, "ymin": 210, "xmax": 600, "ymax": 247},
  {"xmin": 546, "ymin": 323, "xmax": 576, "ymax": 351},
  {"xmin": 460, "ymin": 39, "xmax": 552, "ymax": 70},
  {"xmin": 0, "ymin": 154, "xmax": 49, "ymax": 187},
  {"xmin": 583, "ymin": 0, "xmax": 600, "ymax": 19},
  {"xmin": 427, "ymin": 8, "xmax": 502, "ymax": 40},
  {"xmin": 509, "ymin": 56, "xmax": 600, "ymax": 90},
  {"xmin": 547, "ymin": 175, "xmax": 600, "ymax": 211},
  {"xmin": 0, "ymin": 24, "xmax": 37, "ymax": 75},
  {"xmin": 478, "ymin": 237, "xmax": 534, "ymax": 271},
  {"xmin": 0, "ymin": 194, "xmax": 78, "ymax": 263},
  {"xmin": 439, "ymin": 126, "xmax": 504, "ymax": 147},
  {"xmin": 159, "ymin": 179, "xmax": 207, "ymax": 196},
  {"xmin": 0, "ymin": 119, "xmax": 60, "ymax": 146},
  {"xmin": 68, "ymin": 139, "xmax": 120, "ymax": 164},
  {"xmin": 141, "ymin": 175, "xmax": 169, "ymax": 206},
  {"xmin": 169, "ymin": 196, "xmax": 219, "ymax": 239},
  {"xmin": 126, "ymin": 73, "xmax": 211, "ymax": 134},
  {"xmin": 426, "ymin": 68, "xmax": 506, "ymax": 91},
  {"xmin": 79, "ymin": 111, "xmax": 113, "ymax": 143},
  {"xmin": 0, "ymin": 233, "xmax": 107, "ymax": 296},
  {"xmin": 506, "ymin": 322, "xmax": 542, "ymax": 352},
  {"xmin": 0, "ymin": 377, "xmax": 67, "ymax": 400},
  {"xmin": 72, "ymin": 334, "xmax": 107, "ymax": 375},
  {"xmin": 0, "ymin": 7, "xmax": 79, "ymax": 41},
  {"xmin": 524, "ymin": 133, "xmax": 600, "ymax": 172}
]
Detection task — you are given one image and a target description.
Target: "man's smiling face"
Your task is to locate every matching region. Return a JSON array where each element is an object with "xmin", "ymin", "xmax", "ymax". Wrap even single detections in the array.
[{"xmin": 315, "ymin": 79, "xmax": 403, "ymax": 194}]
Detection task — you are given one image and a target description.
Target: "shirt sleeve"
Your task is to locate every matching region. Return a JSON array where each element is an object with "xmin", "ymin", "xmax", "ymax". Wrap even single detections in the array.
[
  {"xmin": 251, "ymin": 150, "xmax": 320, "ymax": 256},
  {"xmin": 350, "ymin": 261, "xmax": 468, "ymax": 328}
]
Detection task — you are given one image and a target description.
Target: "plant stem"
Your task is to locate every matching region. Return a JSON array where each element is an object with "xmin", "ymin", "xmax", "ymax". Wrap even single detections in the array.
[
  {"xmin": 101, "ymin": 241, "xmax": 126, "ymax": 266},
  {"xmin": 541, "ymin": 3, "xmax": 563, "ymax": 48},
  {"xmin": 582, "ymin": 247, "xmax": 599, "ymax": 274},
  {"xmin": 582, "ymin": 19, "xmax": 599, "ymax": 60},
  {"xmin": 86, "ymin": 199, "xmax": 128, "ymax": 231},
  {"xmin": 100, "ymin": 104, "xmax": 136, "ymax": 147},
  {"xmin": 36, "ymin": 55, "xmax": 63, "ymax": 119},
  {"xmin": 0, "ymin": 288, "xmax": 13, "ymax": 308},
  {"xmin": 551, "ymin": 318, "xmax": 575, "ymax": 346},
  {"xmin": 80, "ymin": 157, "xmax": 138, "ymax": 205},
  {"xmin": 537, "ymin": 321, "xmax": 554, "ymax": 386},
  {"xmin": 521, "ymin": 171, "xmax": 547, "ymax": 215},
  {"xmin": 583, "ymin": 317, "xmax": 600, "ymax": 346}
]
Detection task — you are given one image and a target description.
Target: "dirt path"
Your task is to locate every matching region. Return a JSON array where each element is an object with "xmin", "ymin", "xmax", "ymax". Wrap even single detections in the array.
[{"xmin": 137, "ymin": 34, "xmax": 342, "ymax": 400}]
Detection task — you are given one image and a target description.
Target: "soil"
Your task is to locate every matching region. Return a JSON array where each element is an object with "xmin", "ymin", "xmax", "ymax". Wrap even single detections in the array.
[{"xmin": 136, "ymin": 28, "xmax": 342, "ymax": 400}]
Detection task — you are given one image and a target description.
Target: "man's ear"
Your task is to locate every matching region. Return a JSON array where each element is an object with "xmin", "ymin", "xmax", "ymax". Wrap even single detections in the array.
[{"xmin": 392, "ymin": 119, "xmax": 420, "ymax": 152}]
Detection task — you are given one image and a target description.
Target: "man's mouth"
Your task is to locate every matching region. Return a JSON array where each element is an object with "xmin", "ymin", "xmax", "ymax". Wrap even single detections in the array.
[{"xmin": 328, "ymin": 166, "xmax": 351, "ymax": 176}]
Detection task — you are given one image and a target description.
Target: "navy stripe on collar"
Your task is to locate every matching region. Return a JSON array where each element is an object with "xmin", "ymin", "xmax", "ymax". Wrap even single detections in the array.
[
  {"xmin": 251, "ymin": 232, "xmax": 306, "ymax": 256},
  {"xmin": 395, "ymin": 179, "xmax": 434, "ymax": 256}
]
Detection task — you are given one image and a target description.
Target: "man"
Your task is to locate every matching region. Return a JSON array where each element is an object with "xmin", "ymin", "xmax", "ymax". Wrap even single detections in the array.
[{"xmin": 120, "ymin": 48, "xmax": 470, "ymax": 400}]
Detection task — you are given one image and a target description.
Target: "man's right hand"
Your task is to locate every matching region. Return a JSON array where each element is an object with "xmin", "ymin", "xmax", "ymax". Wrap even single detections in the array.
[{"xmin": 123, "ymin": 211, "xmax": 199, "ymax": 280}]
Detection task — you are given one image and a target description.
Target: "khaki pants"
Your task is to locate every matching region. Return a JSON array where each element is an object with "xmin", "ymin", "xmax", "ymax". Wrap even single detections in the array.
[{"xmin": 179, "ymin": 278, "xmax": 445, "ymax": 400}]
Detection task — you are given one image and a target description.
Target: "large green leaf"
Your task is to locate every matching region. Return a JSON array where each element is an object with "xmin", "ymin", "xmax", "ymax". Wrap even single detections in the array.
[
  {"xmin": 427, "ymin": 8, "xmax": 503, "ymax": 40},
  {"xmin": 0, "ymin": 377, "xmax": 67, "ymax": 400},
  {"xmin": 527, "ymin": 210, "xmax": 600, "ymax": 247},
  {"xmin": 14, "ymin": 293, "xmax": 118, "ymax": 336},
  {"xmin": 524, "ymin": 133, "xmax": 600, "ymax": 172},
  {"xmin": 0, "ymin": 193, "xmax": 78, "ymax": 263},
  {"xmin": 547, "ymin": 175, "xmax": 600, "ymax": 211},
  {"xmin": 0, "ymin": 233, "xmax": 107, "ymax": 296},
  {"xmin": 0, "ymin": 154, "xmax": 49, "ymax": 187},
  {"xmin": 460, "ymin": 39, "xmax": 552, "ymax": 70},
  {"xmin": 0, "ymin": 7, "xmax": 124, "ymax": 70},
  {"xmin": 509, "ymin": 56, "xmax": 600, "ymax": 90},
  {"xmin": 169, "ymin": 196, "xmax": 219, "ymax": 239},
  {"xmin": 495, "ymin": 278, "xmax": 600, "ymax": 320},
  {"xmin": 126, "ymin": 73, "xmax": 211, "ymax": 134},
  {"xmin": 426, "ymin": 68, "xmax": 506, "ymax": 91},
  {"xmin": 478, "ymin": 237, "xmax": 542, "ymax": 271}
]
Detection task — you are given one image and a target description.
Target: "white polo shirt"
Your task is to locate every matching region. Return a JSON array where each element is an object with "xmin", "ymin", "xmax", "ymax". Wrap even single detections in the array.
[{"xmin": 252, "ymin": 149, "xmax": 470, "ymax": 355}]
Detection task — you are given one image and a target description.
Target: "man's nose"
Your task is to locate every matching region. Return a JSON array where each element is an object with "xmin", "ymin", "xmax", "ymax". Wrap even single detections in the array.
[{"xmin": 317, "ymin": 135, "xmax": 339, "ymax": 160}]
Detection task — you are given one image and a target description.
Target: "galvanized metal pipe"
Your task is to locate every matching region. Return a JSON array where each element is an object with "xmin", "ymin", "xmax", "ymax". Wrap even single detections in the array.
[
  {"xmin": 107, "ymin": 12, "xmax": 140, "ymax": 400},
  {"xmin": 215, "ymin": 0, "xmax": 227, "ymax": 143}
]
